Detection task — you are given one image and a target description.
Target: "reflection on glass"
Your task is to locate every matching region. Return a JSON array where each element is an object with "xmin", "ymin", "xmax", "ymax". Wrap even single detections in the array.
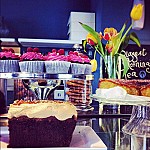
[
  {"xmin": 22, "ymin": 79, "xmax": 61, "ymax": 100},
  {"xmin": 0, "ymin": 16, "xmax": 9, "ymax": 37}
]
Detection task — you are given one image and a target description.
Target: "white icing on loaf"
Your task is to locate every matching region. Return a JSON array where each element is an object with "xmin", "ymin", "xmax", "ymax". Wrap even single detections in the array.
[{"xmin": 8, "ymin": 100, "xmax": 77, "ymax": 121}]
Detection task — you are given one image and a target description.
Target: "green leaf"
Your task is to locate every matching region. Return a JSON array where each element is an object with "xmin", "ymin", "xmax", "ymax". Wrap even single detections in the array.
[
  {"xmin": 111, "ymin": 23, "xmax": 126, "ymax": 56},
  {"xmin": 119, "ymin": 53, "xmax": 129, "ymax": 77},
  {"xmin": 120, "ymin": 35, "xmax": 130, "ymax": 51},
  {"xmin": 118, "ymin": 23, "xmax": 127, "ymax": 39},
  {"xmin": 79, "ymin": 22, "xmax": 97, "ymax": 36},
  {"xmin": 129, "ymin": 32, "xmax": 141, "ymax": 47},
  {"xmin": 120, "ymin": 32, "xmax": 141, "ymax": 53},
  {"xmin": 79, "ymin": 22, "xmax": 104, "ymax": 56}
]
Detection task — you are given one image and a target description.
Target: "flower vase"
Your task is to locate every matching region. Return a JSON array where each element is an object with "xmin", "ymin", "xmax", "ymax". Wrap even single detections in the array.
[
  {"xmin": 100, "ymin": 55, "xmax": 120, "ymax": 79},
  {"xmin": 100, "ymin": 56, "xmax": 120, "ymax": 112}
]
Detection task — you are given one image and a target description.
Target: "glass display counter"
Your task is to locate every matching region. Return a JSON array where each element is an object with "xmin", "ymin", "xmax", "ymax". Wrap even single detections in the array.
[
  {"xmin": 0, "ymin": 72, "xmax": 150, "ymax": 149},
  {"xmin": 2, "ymin": 103, "xmax": 150, "ymax": 149},
  {"xmin": 1, "ymin": 101, "xmax": 150, "ymax": 149},
  {"xmin": 91, "ymin": 94, "xmax": 150, "ymax": 150},
  {"xmin": 0, "ymin": 73, "xmax": 93, "ymax": 111}
]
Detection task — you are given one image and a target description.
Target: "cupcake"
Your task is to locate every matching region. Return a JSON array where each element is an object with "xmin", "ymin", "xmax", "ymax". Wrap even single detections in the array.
[
  {"xmin": 67, "ymin": 51, "xmax": 86, "ymax": 74},
  {"xmin": 19, "ymin": 47, "xmax": 45, "ymax": 73},
  {"xmin": 80, "ymin": 54, "xmax": 92, "ymax": 75},
  {"xmin": 0, "ymin": 48, "xmax": 20, "ymax": 73},
  {"xmin": 44, "ymin": 49, "xmax": 71, "ymax": 74}
]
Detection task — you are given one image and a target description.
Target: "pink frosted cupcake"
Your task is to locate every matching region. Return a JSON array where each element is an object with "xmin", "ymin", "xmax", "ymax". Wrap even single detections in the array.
[
  {"xmin": 80, "ymin": 54, "xmax": 92, "ymax": 75},
  {"xmin": 67, "ymin": 51, "xmax": 87, "ymax": 74},
  {"xmin": 0, "ymin": 48, "xmax": 20, "ymax": 73},
  {"xmin": 44, "ymin": 49, "xmax": 71, "ymax": 74},
  {"xmin": 19, "ymin": 47, "xmax": 45, "ymax": 73}
]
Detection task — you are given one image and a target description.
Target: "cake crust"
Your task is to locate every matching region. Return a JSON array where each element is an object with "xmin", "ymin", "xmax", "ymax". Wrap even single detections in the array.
[{"xmin": 99, "ymin": 78, "xmax": 150, "ymax": 97}]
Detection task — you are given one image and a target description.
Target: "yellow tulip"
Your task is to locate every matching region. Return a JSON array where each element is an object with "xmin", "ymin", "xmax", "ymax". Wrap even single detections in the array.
[
  {"xmin": 130, "ymin": 4, "xmax": 143, "ymax": 21},
  {"xmin": 90, "ymin": 59, "xmax": 97, "ymax": 72}
]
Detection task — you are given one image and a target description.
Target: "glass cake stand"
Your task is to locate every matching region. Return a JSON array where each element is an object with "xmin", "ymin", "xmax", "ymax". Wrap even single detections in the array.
[
  {"xmin": 0, "ymin": 73, "xmax": 94, "ymax": 111},
  {"xmin": 91, "ymin": 94, "xmax": 150, "ymax": 138}
]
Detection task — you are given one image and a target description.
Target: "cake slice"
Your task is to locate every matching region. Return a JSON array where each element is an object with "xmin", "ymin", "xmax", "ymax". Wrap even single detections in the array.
[
  {"xmin": 99, "ymin": 78, "xmax": 150, "ymax": 97},
  {"xmin": 98, "ymin": 78, "xmax": 140, "ymax": 95},
  {"xmin": 140, "ymin": 84, "xmax": 150, "ymax": 97}
]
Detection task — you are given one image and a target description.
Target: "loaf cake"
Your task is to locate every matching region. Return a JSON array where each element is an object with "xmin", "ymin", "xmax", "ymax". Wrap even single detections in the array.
[
  {"xmin": 8, "ymin": 100, "xmax": 77, "ymax": 148},
  {"xmin": 98, "ymin": 78, "xmax": 150, "ymax": 97}
]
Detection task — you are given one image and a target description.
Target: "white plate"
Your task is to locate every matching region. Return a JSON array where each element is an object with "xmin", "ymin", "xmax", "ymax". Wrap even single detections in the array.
[
  {"xmin": 0, "ymin": 126, "xmax": 107, "ymax": 149},
  {"xmin": 91, "ymin": 94, "xmax": 150, "ymax": 106}
]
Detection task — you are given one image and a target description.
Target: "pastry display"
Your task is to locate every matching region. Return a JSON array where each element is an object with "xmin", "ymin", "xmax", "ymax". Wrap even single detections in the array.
[
  {"xmin": 66, "ymin": 80, "xmax": 92, "ymax": 105},
  {"xmin": 0, "ymin": 47, "xmax": 92, "ymax": 75},
  {"xmin": 44, "ymin": 49, "xmax": 92, "ymax": 74},
  {"xmin": 8, "ymin": 100, "xmax": 77, "ymax": 148},
  {"xmin": 0, "ymin": 48, "xmax": 20, "ymax": 72},
  {"xmin": 19, "ymin": 47, "xmax": 45, "ymax": 73},
  {"xmin": 0, "ymin": 47, "xmax": 93, "ymax": 148}
]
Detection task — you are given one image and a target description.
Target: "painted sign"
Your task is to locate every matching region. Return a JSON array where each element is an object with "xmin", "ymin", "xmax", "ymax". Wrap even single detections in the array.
[{"xmin": 125, "ymin": 44, "xmax": 150, "ymax": 79}]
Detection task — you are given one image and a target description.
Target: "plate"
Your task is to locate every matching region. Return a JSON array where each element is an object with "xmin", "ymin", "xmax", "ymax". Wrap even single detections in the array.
[
  {"xmin": 0, "ymin": 126, "xmax": 107, "ymax": 149},
  {"xmin": 91, "ymin": 94, "xmax": 150, "ymax": 106}
]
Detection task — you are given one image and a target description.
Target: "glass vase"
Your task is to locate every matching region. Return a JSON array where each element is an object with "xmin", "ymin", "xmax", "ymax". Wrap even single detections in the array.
[
  {"xmin": 100, "ymin": 55, "xmax": 120, "ymax": 111},
  {"xmin": 100, "ymin": 55, "xmax": 121, "ymax": 79}
]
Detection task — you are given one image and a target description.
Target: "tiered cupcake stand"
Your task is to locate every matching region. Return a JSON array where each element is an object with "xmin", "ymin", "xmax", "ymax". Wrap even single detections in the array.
[{"xmin": 92, "ymin": 95, "xmax": 150, "ymax": 150}]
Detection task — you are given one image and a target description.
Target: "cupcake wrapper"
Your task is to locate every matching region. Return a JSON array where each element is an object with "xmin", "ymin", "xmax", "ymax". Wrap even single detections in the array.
[
  {"xmin": 45, "ymin": 61, "xmax": 71, "ymax": 73},
  {"xmin": 84, "ymin": 64, "xmax": 92, "ymax": 75},
  {"xmin": 0, "ymin": 60, "xmax": 19, "ymax": 73},
  {"xmin": 70, "ymin": 63, "xmax": 86, "ymax": 74},
  {"xmin": 19, "ymin": 61, "xmax": 44, "ymax": 73}
]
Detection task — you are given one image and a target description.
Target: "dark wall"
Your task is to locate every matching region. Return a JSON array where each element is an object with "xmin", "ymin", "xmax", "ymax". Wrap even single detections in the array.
[
  {"xmin": 1, "ymin": 0, "xmax": 150, "ymax": 43},
  {"xmin": 93, "ymin": 0, "xmax": 150, "ymax": 44},
  {"xmin": 1, "ymin": 0, "xmax": 91, "ymax": 39}
]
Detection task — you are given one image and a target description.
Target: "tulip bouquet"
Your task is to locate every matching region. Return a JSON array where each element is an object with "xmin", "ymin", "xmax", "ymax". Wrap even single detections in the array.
[{"xmin": 80, "ymin": 4, "xmax": 143, "ymax": 79}]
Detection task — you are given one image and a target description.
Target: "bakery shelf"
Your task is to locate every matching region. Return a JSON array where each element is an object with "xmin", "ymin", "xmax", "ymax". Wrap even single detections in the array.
[
  {"xmin": 18, "ymin": 38, "xmax": 81, "ymax": 48},
  {"xmin": 0, "ymin": 72, "xmax": 94, "ymax": 80}
]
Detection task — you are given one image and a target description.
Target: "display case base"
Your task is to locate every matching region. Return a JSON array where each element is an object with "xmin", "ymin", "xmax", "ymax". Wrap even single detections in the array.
[{"xmin": 122, "ymin": 106, "xmax": 150, "ymax": 137}]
